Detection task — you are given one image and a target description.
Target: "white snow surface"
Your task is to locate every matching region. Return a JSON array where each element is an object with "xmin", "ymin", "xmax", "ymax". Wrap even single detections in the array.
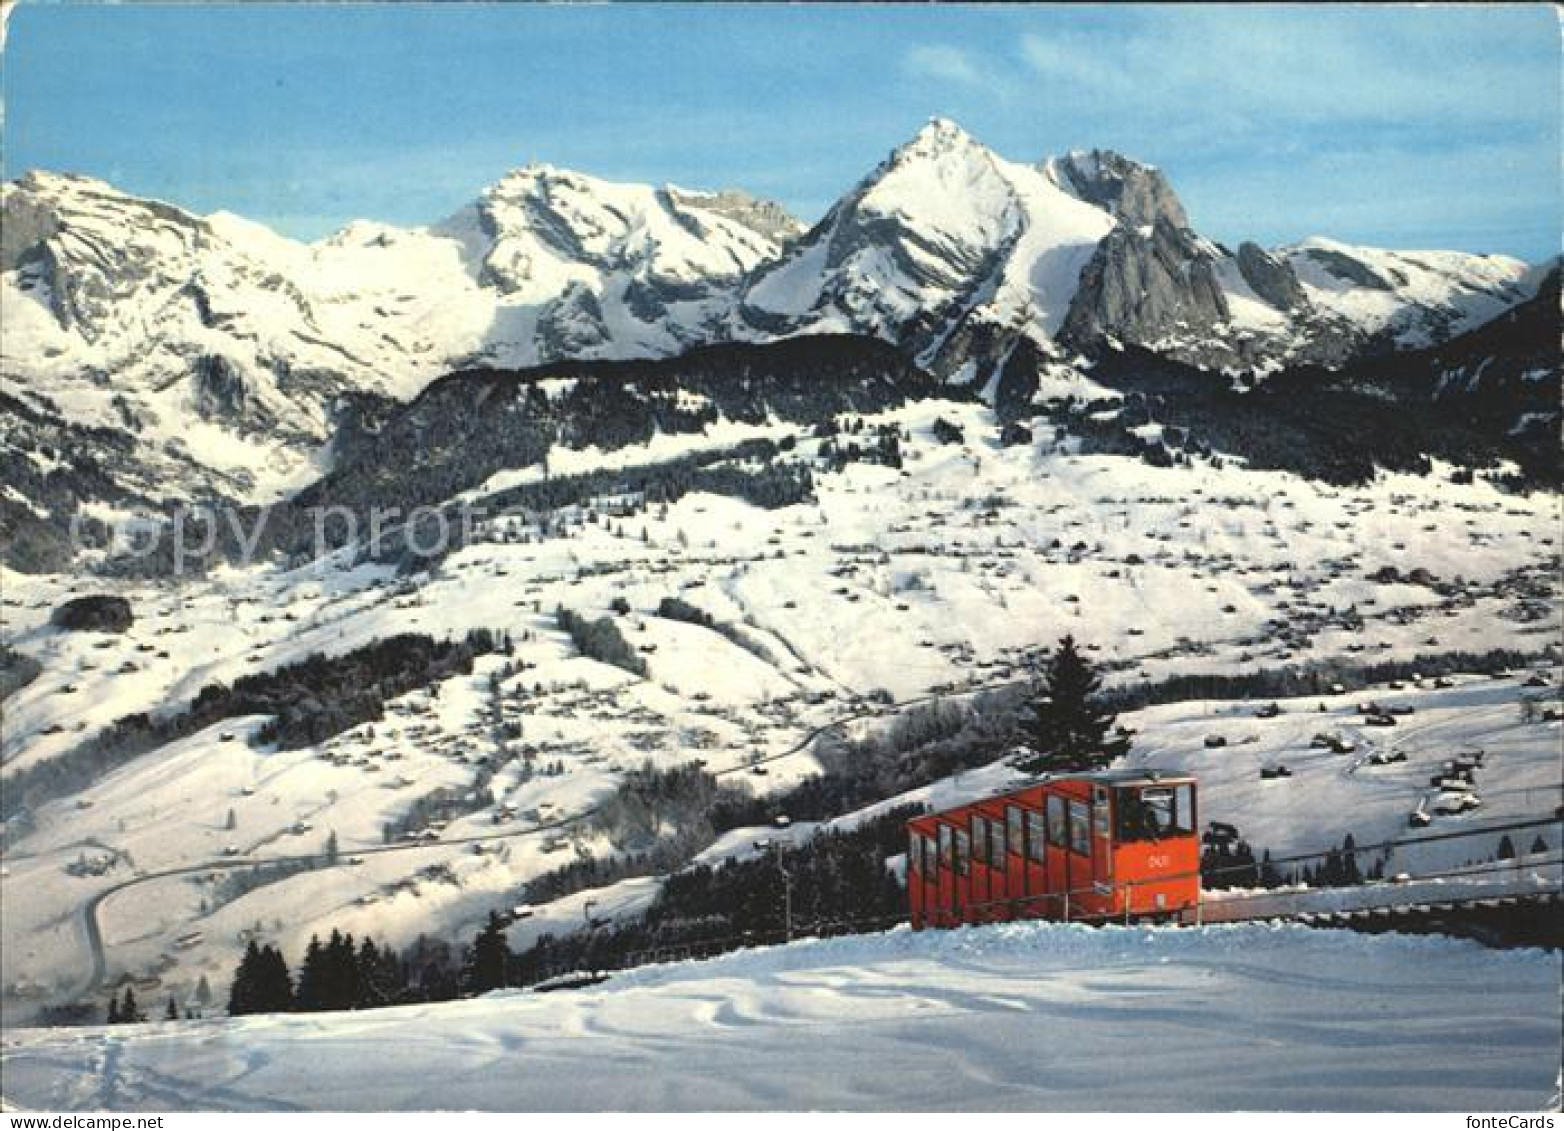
[{"xmin": 1, "ymin": 922, "xmax": 1558, "ymax": 1112}]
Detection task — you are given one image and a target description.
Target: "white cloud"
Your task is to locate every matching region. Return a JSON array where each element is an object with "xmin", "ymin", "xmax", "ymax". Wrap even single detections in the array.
[{"xmin": 903, "ymin": 44, "xmax": 985, "ymax": 88}]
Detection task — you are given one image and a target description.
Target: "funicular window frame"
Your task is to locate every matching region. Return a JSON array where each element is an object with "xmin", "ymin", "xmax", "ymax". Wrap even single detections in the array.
[
  {"xmin": 1045, "ymin": 794, "xmax": 1068, "ymax": 848},
  {"xmin": 1115, "ymin": 783, "xmax": 1195, "ymax": 843},
  {"xmin": 1067, "ymin": 800, "xmax": 1091, "ymax": 855},
  {"xmin": 1025, "ymin": 810, "xmax": 1046, "ymax": 863}
]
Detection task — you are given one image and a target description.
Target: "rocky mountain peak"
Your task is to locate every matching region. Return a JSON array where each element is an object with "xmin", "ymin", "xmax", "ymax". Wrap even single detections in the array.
[{"xmin": 1044, "ymin": 148, "xmax": 1189, "ymax": 229}]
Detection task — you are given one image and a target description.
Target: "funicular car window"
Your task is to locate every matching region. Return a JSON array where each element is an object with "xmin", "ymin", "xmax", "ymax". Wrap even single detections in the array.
[
  {"xmin": 908, "ymin": 831, "xmax": 922, "ymax": 874},
  {"xmin": 923, "ymin": 835, "xmax": 938, "ymax": 877},
  {"xmin": 989, "ymin": 820, "xmax": 1006, "ymax": 871},
  {"xmin": 1045, "ymin": 794, "xmax": 1068, "ymax": 848},
  {"xmin": 1025, "ymin": 811, "xmax": 1046, "ymax": 862},
  {"xmin": 971, "ymin": 816, "xmax": 988, "ymax": 864},
  {"xmin": 954, "ymin": 830, "xmax": 971, "ymax": 875},
  {"xmin": 938, "ymin": 825, "xmax": 953, "ymax": 869},
  {"xmin": 1007, "ymin": 806, "xmax": 1025, "ymax": 856},
  {"xmin": 1068, "ymin": 800, "xmax": 1091, "ymax": 855},
  {"xmin": 1116, "ymin": 784, "xmax": 1194, "ymax": 842}
]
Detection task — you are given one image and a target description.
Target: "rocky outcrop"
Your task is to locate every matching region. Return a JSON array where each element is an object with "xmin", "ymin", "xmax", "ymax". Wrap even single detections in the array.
[
  {"xmin": 1061, "ymin": 217, "xmax": 1232, "ymax": 364},
  {"xmin": 665, "ymin": 188, "xmax": 804, "ymax": 247},
  {"xmin": 1045, "ymin": 149, "xmax": 1188, "ymax": 228},
  {"xmin": 1300, "ymin": 246, "xmax": 1396, "ymax": 291},
  {"xmin": 1236, "ymin": 242, "xmax": 1310, "ymax": 312}
]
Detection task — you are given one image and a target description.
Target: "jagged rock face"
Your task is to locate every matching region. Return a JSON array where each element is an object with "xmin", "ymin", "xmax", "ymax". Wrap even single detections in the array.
[
  {"xmin": 1061, "ymin": 217, "xmax": 1234, "ymax": 364},
  {"xmin": 1298, "ymin": 246, "xmax": 1397, "ymax": 290},
  {"xmin": 665, "ymin": 188, "xmax": 805, "ymax": 247},
  {"xmin": 1236, "ymin": 242, "xmax": 1310, "ymax": 313},
  {"xmin": 1045, "ymin": 149, "xmax": 1189, "ymax": 228},
  {"xmin": 2, "ymin": 173, "xmax": 220, "ymax": 342}
]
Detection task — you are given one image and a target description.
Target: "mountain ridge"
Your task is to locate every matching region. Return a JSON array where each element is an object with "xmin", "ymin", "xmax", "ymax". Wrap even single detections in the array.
[{"xmin": 1, "ymin": 121, "xmax": 1552, "ymax": 572}]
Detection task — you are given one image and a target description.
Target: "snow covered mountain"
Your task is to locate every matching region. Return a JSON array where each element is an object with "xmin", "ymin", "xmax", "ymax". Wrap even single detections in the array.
[
  {"xmin": 0, "ymin": 121, "xmax": 1550, "ymax": 573},
  {"xmin": 733, "ymin": 119, "xmax": 1116, "ymax": 383},
  {"xmin": 0, "ymin": 168, "xmax": 798, "ymax": 563},
  {"xmin": 733, "ymin": 122, "xmax": 1538, "ymax": 381}
]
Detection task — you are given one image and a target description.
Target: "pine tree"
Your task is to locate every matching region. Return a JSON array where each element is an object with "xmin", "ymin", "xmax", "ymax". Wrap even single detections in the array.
[
  {"xmin": 1530, "ymin": 835, "xmax": 1549, "ymax": 855},
  {"xmin": 195, "ymin": 973, "xmax": 212, "ymax": 1006},
  {"xmin": 1497, "ymin": 835, "xmax": 1516, "ymax": 861},
  {"xmin": 165, "ymin": 995, "xmax": 179, "ymax": 1021},
  {"xmin": 295, "ymin": 935, "xmax": 327, "ymax": 1011},
  {"xmin": 228, "ymin": 940, "xmax": 263, "ymax": 1015},
  {"xmin": 120, "ymin": 986, "xmax": 142, "ymax": 1023},
  {"xmin": 357, "ymin": 937, "xmax": 401, "ymax": 1008},
  {"xmin": 1341, "ymin": 835, "xmax": 1362, "ymax": 884},
  {"xmin": 107, "ymin": 997, "xmax": 121, "ymax": 1025},
  {"xmin": 1014, "ymin": 636, "xmax": 1130, "ymax": 773},
  {"xmin": 255, "ymin": 944, "xmax": 294, "ymax": 1013},
  {"xmin": 464, "ymin": 911, "xmax": 510, "ymax": 994}
]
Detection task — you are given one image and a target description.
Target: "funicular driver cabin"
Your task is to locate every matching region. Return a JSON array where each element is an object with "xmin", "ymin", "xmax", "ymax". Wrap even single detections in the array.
[{"xmin": 906, "ymin": 771, "xmax": 1201, "ymax": 928}]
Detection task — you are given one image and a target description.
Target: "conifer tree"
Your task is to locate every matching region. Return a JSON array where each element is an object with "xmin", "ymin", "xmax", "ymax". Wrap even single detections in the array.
[
  {"xmin": 1341, "ymin": 834, "xmax": 1362, "ymax": 884},
  {"xmin": 295, "ymin": 935, "xmax": 327, "ymax": 1011},
  {"xmin": 228, "ymin": 940, "xmax": 263, "ymax": 1016},
  {"xmin": 464, "ymin": 911, "xmax": 510, "ymax": 994},
  {"xmin": 255, "ymin": 944, "xmax": 294, "ymax": 1013},
  {"xmin": 1014, "ymin": 636, "xmax": 1130, "ymax": 773}
]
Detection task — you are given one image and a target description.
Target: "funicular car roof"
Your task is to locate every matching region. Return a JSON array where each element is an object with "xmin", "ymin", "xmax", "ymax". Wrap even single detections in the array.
[{"xmin": 912, "ymin": 769, "xmax": 1196, "ymax": 827}]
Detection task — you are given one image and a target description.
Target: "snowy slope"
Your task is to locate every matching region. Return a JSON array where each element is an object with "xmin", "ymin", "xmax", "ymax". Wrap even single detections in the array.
[
  {"xmin": 1282, "ymin": 237, "xmax": 1533, "ymax": 348},
  {"xmin": 2, "ymin": 922, "xmax": 1558, "ymax": 1112},
  {"xmin": 2, "ymin": 394, "xmax": 1558, "ymax": 1027}
]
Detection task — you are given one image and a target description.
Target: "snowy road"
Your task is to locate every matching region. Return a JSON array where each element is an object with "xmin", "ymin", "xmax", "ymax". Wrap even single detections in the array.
[{"xmin": 2, "ymin": 922, "xmax": 1558, "ymax": 1112}]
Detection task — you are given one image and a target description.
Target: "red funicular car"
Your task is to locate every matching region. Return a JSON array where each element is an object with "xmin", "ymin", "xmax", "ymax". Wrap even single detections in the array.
[{"xmin": 906, "ymin": 770, "xmax": 1200, "ymax": 928}]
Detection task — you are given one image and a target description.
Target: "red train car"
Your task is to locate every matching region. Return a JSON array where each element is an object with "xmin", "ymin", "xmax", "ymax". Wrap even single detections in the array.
[{"xmin": 906, "ymin": 770, "xmax": 1200, "ymax": 928}]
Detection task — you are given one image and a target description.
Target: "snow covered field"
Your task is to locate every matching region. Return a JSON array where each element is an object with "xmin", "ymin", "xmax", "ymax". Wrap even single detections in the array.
[
  {"xmin": 2, "ymin": 396, "xmax": 1559, "ymax": 1027},
  {"xmin": 1, "ymin": 922, "xmax": 1558, "ymax": 1112}
]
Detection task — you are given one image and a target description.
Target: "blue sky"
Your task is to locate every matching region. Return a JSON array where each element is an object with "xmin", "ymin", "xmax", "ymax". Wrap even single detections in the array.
[{"xmin": 4, "ymin": 4, "xmax": 1558, "ymax": 259}]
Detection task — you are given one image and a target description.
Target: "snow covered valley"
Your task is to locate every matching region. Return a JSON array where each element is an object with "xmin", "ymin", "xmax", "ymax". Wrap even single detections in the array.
[{"xmin": 2, "ymin": 393, "xmax": 1559, "ymax": 1036}]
